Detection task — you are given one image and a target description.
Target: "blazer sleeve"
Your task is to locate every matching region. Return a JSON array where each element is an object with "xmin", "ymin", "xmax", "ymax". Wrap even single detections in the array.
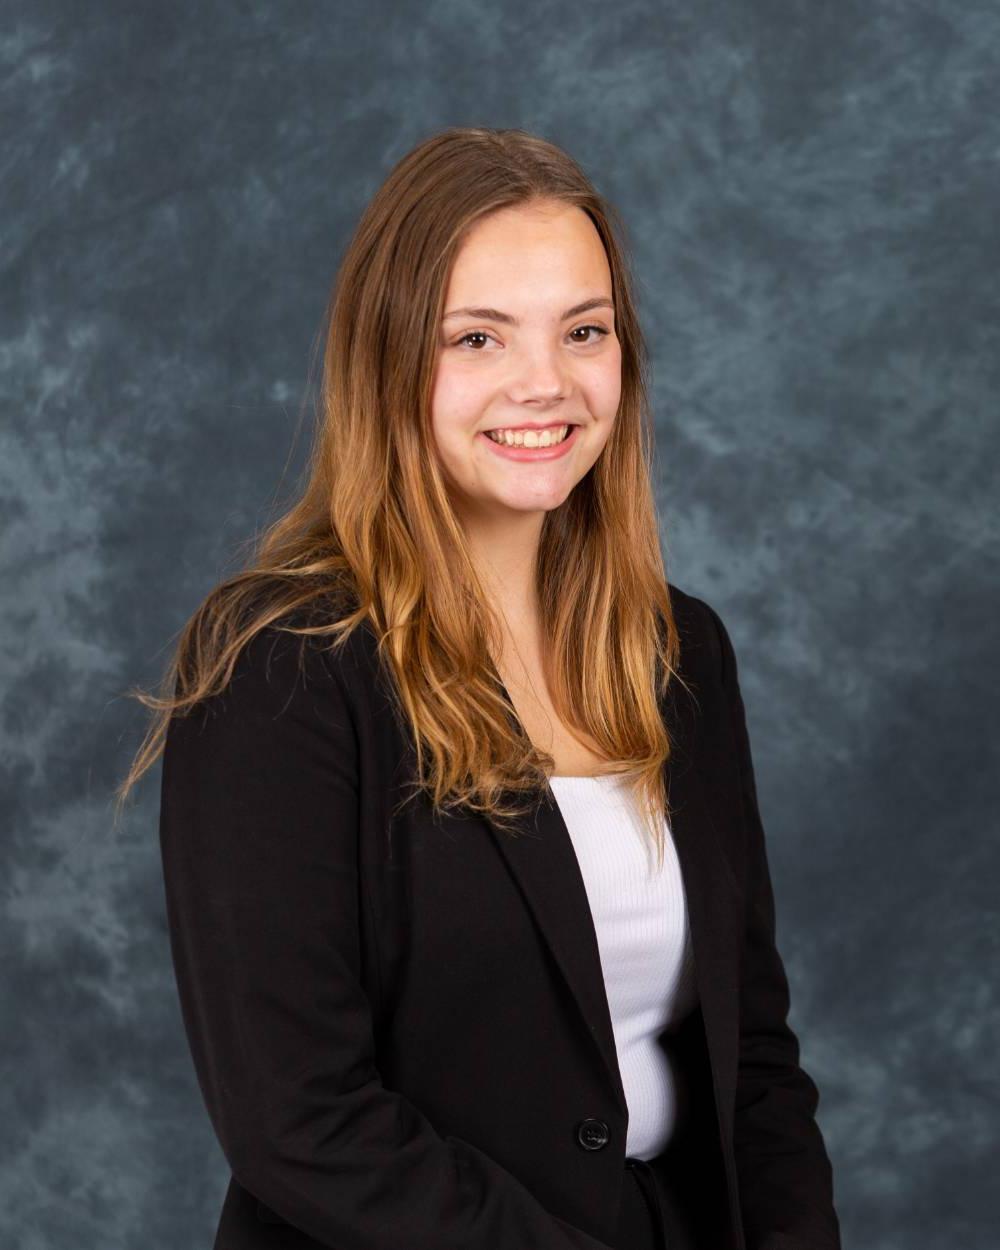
[
  {"xmin": 158, "ymin": 624, "xmax": 615, "ymax": 1250},
  {"xmin": 704, "ymin": 602, "xmax": 842, "ymax": 1250}
]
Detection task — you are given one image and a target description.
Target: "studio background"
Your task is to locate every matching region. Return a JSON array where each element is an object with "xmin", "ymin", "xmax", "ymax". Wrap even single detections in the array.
[{"xmin": 1, "ymin": 3, "xmax": 997, "ymax": 1248}]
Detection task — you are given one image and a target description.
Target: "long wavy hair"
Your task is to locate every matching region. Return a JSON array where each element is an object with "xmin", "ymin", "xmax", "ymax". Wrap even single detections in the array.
[{"xmin": 116, "ymin": 125, "xmax": 689, "ymax": 866}]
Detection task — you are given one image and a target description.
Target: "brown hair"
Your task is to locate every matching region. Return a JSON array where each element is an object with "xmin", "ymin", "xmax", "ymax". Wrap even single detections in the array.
[{"xmin": 116, "ymin": 125, "xmax": 688, "ymax": 866}]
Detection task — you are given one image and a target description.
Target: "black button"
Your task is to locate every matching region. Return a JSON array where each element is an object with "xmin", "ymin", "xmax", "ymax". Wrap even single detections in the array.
[{"xmin": 576, "ymin": 1117, "xmax": 610, "ymax": 1150}]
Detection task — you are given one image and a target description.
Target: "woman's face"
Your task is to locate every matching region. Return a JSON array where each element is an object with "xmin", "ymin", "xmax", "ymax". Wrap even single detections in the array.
[{"xmin": 430, "ymin": 200, "xmax": 622, "ymax": 523}]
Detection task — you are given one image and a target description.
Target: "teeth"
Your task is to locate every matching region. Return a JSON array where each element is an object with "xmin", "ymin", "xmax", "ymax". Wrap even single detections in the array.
[{"xmin": 485, "ymin": 425, "xmax": 571, "ymax": 448}]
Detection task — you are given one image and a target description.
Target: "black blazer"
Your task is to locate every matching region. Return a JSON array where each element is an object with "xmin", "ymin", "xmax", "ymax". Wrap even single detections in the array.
[{"xmin": 158, "ymin": 583, "xmax": 841, "ymax": 1250}]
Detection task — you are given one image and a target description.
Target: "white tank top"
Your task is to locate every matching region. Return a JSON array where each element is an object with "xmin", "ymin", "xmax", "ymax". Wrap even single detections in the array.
[{"xmin": 548, "ymin": 773, "xmax": 699, "ymax": 1160}]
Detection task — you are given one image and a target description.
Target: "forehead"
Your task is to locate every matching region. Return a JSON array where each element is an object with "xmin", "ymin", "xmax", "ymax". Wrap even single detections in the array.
[{"xmin": 445, "ymin": 204, "xmax": 612, "ymax": 306}]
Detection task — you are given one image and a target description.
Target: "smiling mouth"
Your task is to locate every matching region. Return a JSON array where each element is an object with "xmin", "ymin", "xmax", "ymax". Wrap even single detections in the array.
[{"xmin": 483, "ymin": 423, "xmax": 577, "ymax": 447}]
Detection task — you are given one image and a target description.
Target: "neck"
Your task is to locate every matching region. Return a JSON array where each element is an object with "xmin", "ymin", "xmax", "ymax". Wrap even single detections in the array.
[{"xmin": 461, "ymin": 506, "xmax": 545, "ymax": 637}]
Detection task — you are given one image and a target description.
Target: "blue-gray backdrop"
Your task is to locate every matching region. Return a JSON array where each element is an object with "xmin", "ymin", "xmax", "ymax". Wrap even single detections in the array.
[{"xmin": 2, "ymin": 3, "xmax": 997, "ymax": 1248}]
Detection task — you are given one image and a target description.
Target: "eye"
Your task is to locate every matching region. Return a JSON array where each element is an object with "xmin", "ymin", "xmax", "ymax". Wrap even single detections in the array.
[
  {"xmin": 451, "ymin": 324, "xmax": 611, "ymax": 351},
  {"xmin": 453, "ymin": 330, "xmax": 495, "ymax": 351},
  {"xmin": 569, "ymin": 324, "xmax": 610, "ymax": 345}
]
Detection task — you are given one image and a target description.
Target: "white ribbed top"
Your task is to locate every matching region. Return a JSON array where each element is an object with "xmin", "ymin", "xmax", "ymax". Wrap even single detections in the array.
[{"xmin": 548, "ymin": 773, "xmax": 699, "ymax": 1160}]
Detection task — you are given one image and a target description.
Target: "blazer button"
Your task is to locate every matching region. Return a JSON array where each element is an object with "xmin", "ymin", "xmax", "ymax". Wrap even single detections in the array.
[{"xmin": 575, "ymin": 1117, "xmax": 611, "ymax": 1151}]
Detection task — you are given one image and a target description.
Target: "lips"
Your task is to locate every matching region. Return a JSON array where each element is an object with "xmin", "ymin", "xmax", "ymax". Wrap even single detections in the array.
[{"xmin": 479, "ymin": 422, "xmax": 581, "ymax": 460}]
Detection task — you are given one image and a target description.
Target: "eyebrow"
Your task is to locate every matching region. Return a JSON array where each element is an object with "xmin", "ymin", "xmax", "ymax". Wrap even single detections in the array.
[{"xmin": 442, "ymin": 296, "xmax": 615, "ymax": 325}]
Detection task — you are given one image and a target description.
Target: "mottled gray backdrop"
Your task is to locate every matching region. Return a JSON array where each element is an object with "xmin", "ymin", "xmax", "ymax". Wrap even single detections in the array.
[{"xmin": 2, "ymin": 2, "xmax": 997, "ymax": 1248}]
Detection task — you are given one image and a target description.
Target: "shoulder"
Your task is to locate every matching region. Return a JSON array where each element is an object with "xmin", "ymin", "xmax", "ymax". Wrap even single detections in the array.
[
  {"xmin": 172, "ymin": 599, "xmax": 365, "ymax": 742},
  {"xmin": 162, "ymin": 606, "xmax": 362, "ymax": 803},
  {"xmin": 666, "ymin": 580, "xmax": 729, "ymax": 686}
]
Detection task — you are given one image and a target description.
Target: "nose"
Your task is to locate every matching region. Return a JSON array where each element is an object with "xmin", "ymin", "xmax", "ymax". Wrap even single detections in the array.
[{"xmin": 507, "ymin": 342, "xmax": 569, "ymax": 405}]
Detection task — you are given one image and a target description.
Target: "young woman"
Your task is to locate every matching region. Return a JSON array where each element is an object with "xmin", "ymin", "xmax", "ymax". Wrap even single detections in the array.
[{"xmin": 121, "ymin": 126, "xmax": 841, "ymax": 1250}]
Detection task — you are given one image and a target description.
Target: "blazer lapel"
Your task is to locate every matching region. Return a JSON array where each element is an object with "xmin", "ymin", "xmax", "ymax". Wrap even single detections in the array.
[
  {"xmin": 482, "ymin": 683, "xmax": 744, "ymax": 1139},
  {"xmin": 484, "ymin": 781, "xmax": 632, "ymax": 1116}
]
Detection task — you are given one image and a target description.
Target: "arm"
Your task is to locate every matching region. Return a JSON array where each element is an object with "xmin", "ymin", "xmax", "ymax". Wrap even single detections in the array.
[
  {"xmin": 158, "ymin": 624, "xmax": 614, "ymax": 1250},
  {"xmin": 704, "ymin": 601, "xmax": 842, "ymax": 1250}
]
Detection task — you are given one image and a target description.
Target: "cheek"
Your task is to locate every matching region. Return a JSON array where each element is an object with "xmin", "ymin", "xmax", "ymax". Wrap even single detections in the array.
[
  {"xmin": 583, "ymin": 346, "xmax": 623, "ymax": 415},
  {"xmin": 428, "ymin": 370, "xmax": 485, "ymax": 478},
  {"xmin": 584, "ymin": 399, "xmax": 620, "ymax": 459},
  {"xmin": 605, "ymin": 346, "xmax": 624, "ymax": 405},
  {"xmin": 431, "ymin": 361, "xmax": 486, "ymax": 427},
  {"xmin": 580, "ymin": 360, "xmax": 622, "ymax": 460}
]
